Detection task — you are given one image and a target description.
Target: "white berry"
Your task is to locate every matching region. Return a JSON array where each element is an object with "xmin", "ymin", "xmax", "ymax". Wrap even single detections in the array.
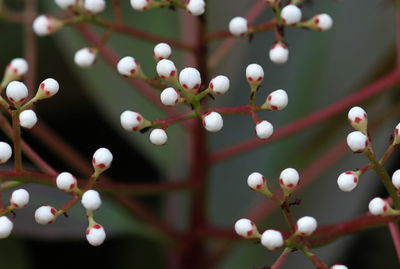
[
  {"xmin": 392, "ymin": 169, "xmax": 400, "ymax": 189},
  {"xmin": 81, "ymin": 190, "xmax": 102, "ymax": 211},
  {"xmin": 229, "ymin": 17, "xmax": 248, "ymax": 36},
  {"xmin": 74, "ymin": 48, "xmax": 97, "ymax": 68},
  {"xmin": 120, "ymin": 110, "xmax": 145, "ymax": 131},
  {"xmin": 281, "ymin": 4, "xmax": 302, "ymax": 25},
  {"xmin": 130, "ymin": 0, "xmax": 151, "ymax": 11},
  {"xmin": 368, "ymin": 197, "xmax": 389, "ymax": 216},
  {"xmin": 234, "ymin": 218, "xmax": 259, "ymax": 239},
  {"xmin": 346, "ymin": 131, "xmax": 368, "ymax": 153},
  {"xmin": 156, "ymin": 59, "xmax": 177, "ymax": 80},
  {"xmin": 92, "ymin": 147, "xmax": 113, "ymax": 171},
  {"xmin": 179, "ymin": 67, "xmax": 202, "ymax": 92},
  {"xmin": 330, "ymin": 265, "xmax": 348, "ymax": 269},
  {"xmin": 86, "ymin": 224, "xmax": 106, "ymax": 246},
  {"xmin": 0, "ymin": 216, "xmax": 13, "ymax": 239},
  {"xmin": 265, "ymin": 89, "xmax": 288, "ymax": 111},
  {"xmin": 56, "ymin": 172, "xmax": 77, "ymax": 191},
  {"xmin": 149, "ymin": 129, "xmax": 168, "ymax": 146},
  {"xmin": 261, "ymin": 229, "xmax": 284, "ymax": 250},
  {"xmin": 246, "ymin": 63, "xmax": 264, "ymax": 85},
  {"xmin": 313, "ymin": 14, "xmax": 333, "ymax": 31},
  {"xmin": 38, "ymin": 78, "xmax": 59, "ymax": 97},
  {"xmin": 6, "ymin": 81, "xmax": 28, "ymax": 104},
  {"xmin": 160, "ymin": 87, "xmax": 180, "ymax": 106},
  {"xmin": 84, "ymin": 0, "xmax": 106, "ymax": 14},
  {"xmin": 8, "ymin": 58, "xmax": 28, "ymax": 76},
  {"xmin": 32, "ymin": 15, "xmax": 62, "ymax": 36},
  {"xmin": 154, "ymin": 43, "xmax": 172, "ymax": 61},
  {"xmin": 55, "ymin": 0, "xmax": 77, "ymax": 10},
  {"xmin": 35, "ymin": 205, "xmax": 57, "ymax": 224},
  {"xmin": 255, "ymin": 121, "xmax": 274, "ymax": 139},
  {"xmin": 0, "ymin": 142, "xmax": 12, "ymax": 164},
  {"xmin": 394, "ymin": 122, "xmax": 400, "ymax": 144},
  {"xmin": 269, "ymin": 43, "xmax": 289, "ymax": 64},
  {"xmin": 209, "ymin": 75, "xmax": 230, "ymax": 95},
  {"xmin": 202, "ymin": 112, "xmax": 223, "ymax": 132},
  {"xmin": 10, "ymin": 189, "xmax": 30, "ymax": 208},
  {"xmin": 19, "ymin": 110, "xmax": 37, "ymax": 129},
  {"xmin": 348, "ymin": 106, "xmax": 367, "ymax": 132},
  {"xmin": 117, "ymin": 56, "xmax": 139, "ymax": 76},
  {"xmin": 296, "ymin": 216, "xmax": 317, "ymax": 236},
  {"xmin": 279, "ymin": 168, "xmax": 299, "ymax": 191},
  {"xmin": 186, "ymin": 0, "xmax": 205, "ymax": 16},
  {"xmin": 337, "ymin": 171, "xmax": 359, "ymax": 192},
  {"xmin": 247, "ymin": 172, "xmax": 266, "ymax": 191}
]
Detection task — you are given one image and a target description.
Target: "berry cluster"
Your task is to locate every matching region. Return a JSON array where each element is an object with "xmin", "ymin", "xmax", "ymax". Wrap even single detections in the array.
[
  {"xmin": 228, "ymin": 0, "xmax": 333, "ymax": 64},
  {"xmin": 235, "ymin": 169, "xmax": 347, "ymax": 268}
]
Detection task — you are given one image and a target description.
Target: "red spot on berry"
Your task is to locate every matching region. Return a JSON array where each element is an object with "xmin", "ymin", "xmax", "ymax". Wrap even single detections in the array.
[
  {"xmin": 345, "ymin": 171, "xmax": 353, "ymax": 175},
  {"xmin": 314, "ymin": 17, "xmax": 320, "ymax": 25},
  {"xmin": 365, "ymin": 140, "xmax": 369, "ymax": 147},
  {"xmin": 50, "ymin": 208, "xmax": 56, "ymax": 215},
  {"xmin": 247, "ymin": 230, "xmax": 253, "ymax": 236},
  {"xmin": 210, "ymin": 83, "xmax": 214, "ymax": 89},
  {"xmin": 161, "ymin": 75, "xmax": 166, "ymax": 79},
  {"xmin": 194, "ymin": 84, "xmax": 200, "ymax": 89},
  {"xmin": 288, "ymin": 184, "xmax": 294, "ymax": 188},
  {"xmin": 363, "ymin": 113, "xmax": 367, "ymax": 119},
  {"xmin": 256, "ymin": 184, "xmax": 262, "ymax": 189},
  {"xmin": 130, "ymin": 68, "xmax": 136, "ymax": 74},
  {"xmin": 182, "ymin": 84, "xmax": 188, "ymax": 89},
  {"xmin": 354, "ymin": 117, "xmax": 362, "ymax": 123},
  {"xmin": 353, "ymin": 177, "xmax": 358, "ymax": 183},
  {"xmin": 279, "ymin": 179, "xmax": 283, "ymax": 185},
  {"xmin": 97, "ymin": 163, "xmax": 106, "ymax": 169},
  {"xmin": 48, "ymin": 220, "xmax": 54, "ymax": 224},
  {"xmin": 86, "ymin": 228, "xmax": 90, "ymax": 235},
  {"xmin": 47, "ymin": 25, "xmax": 54, "ymax": 32},
  {"xmin": 271, "ymin": 105, "xmax": 278, "ymax": 110},
  {"xmin": 45, "ymin": 90, "xmax": 50, "ymax": 95},
  {"xmin": 383, "ymin": 205, "xmax": 388, "ymax": 212},
  {"xmin": 92, "ymin": 157, "xmax": 96, "ymax": 164},
  {"xmin": 9, "ymin": 97, "xmax": 14, "ymax": 102},
  {"xmin": 396, "ymin": 129, "xmax": 399, "ymax": 135},
  {"xmin": 12, "ymin": 203, "xmax": 18, "ymax": 208},
  {"xmin": 40, "ymin": 83, "xmax": 45, "ymax": 89},
  {"xmin": 88, "ymin": 48, "xmax": 95, "ymax": 54},
  {"xmin": 267, "ymin": 96, "xmax": 272, "ymax": 101},
  {"xmin": 257, "ymin": 76, "xmax": 262, "ymax": 82},
  {"xmin": 247, "ymin": 77, "xmax": 253, "ymax": 82},
  {"xmin": 70, "ymin": 183, "xmax": 75, "ymax": 189},
  {"xmin": 93, "ymin": 224, "xmax": 101, "ymax": 229},
  {"xmin": 136, "ymin": 116, "xmax": 142, "ymax": 122},
  {"xmin": 170, "ymin": 70, "xmax": 176, "ymax": 76},
  {"xmin": 20, "ymin": 98, "xmax": 26, "ymax": 103},
  {"xmin": 11, "ymin": 68, "xmax": 18, "ymax": 73}
]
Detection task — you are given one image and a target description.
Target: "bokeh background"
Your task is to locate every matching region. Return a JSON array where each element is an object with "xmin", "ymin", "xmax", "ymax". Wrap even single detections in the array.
[{"xmin": 0, "ymin": 0, "xmax": 399, "ymax": 268}]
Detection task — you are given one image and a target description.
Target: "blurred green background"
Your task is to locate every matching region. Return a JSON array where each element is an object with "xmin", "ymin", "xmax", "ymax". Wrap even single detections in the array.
[{"xmin": 0, "ymin": 0, "xmax": 399, "ymax": 268}]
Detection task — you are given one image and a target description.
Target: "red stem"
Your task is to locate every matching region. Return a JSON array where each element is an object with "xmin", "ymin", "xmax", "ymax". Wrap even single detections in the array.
[
  {"xmin": 111, "ymin": 0, "xmax": 123, "ymax": 25},
  {"xmin": 212, "ymin": 69, "xmax": 400, "ymax": 162},
  {"xmin": 271, "ymin": 249, "xmax": 291, "ymax": 269},
  {"xmin": 388, "ymin": 222, "xmax": 400, "ymax": 262}
]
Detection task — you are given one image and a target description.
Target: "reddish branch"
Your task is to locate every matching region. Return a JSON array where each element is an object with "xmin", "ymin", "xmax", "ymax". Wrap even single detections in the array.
[
  {"xmin": 388, "ymin": 222, "xmax": 400, "ymax": 261},
  {"xmin": 212, "ymin": 69, "xmax": 400, "ymax": 162}
]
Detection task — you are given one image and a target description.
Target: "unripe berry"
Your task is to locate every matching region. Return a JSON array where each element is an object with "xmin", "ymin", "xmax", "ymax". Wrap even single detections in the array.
[
  {"xmin": 179, "ymin": 67, "xmax": 202, "ymax": 92},
  {"xmin": 229, "ymin": 17, "xmax": 248, "ymax": 36},
  {"xmin": 368, "ymin": 197, "xmax": 389, "ymax": 216},
  {"xmin": 0, "ymin": 216, "xmax": 13, "ymax": 239},
  {"xmin": 6, "ymin": 81, "xmax": 28, "ymax": 104},
  {"xmin": 86, "ymin": 223, "xmax": 106, "ymax": 246},
  {"xmin": 19, "ymin": 110, "xmax": 38, "ymax": 129},
  {"xmin": 74, "ymin": 48, "xmax": 97, "ymax": 68},
  {"xmin": 92, "ymin": 147, "xmax": 113, "ymax": 172},
  {"xmin": 234, "ymin": 218, "xmax": 260, "ymax": 239},
  {"xmin": 149, "ymin": 129, "xmax": 168, "ymax": 146},
  {"xmin": 202, "ymin": 112, "xmax": 223, "ymax": 132},
  {"xmin": 279, "ymin": 168, "xmax": 299, "ymax": 193},
  {"xmin": 130, "ymin": 0, "xmax": 152, "ymax": 11},
  {"xmin": 55, "ymin": 0, "xmax": 78, "ymax": 10},
  {"xmin": 269, "ymin": 43, "xmax": 289, "ymax": 64},
  {"xmin": 346, "ymin": 131, "xmax": 368, "ymax": 153},
  {"xmin": 209, "ymin": 75, "xmax": 230, "ymax": 95},
  {"xmin": 392, "ymin": 169, "xmax": 400, "ymax": 189},
  {"xmin": 120, "ymin": 110, "xmax": 147, "ymax": 131},
  {"xmin": 153, "ymin": 43, "xmax": 172, "ymax": 61},
  {"xmin": 281, "ymin": 4, "xmax": 302, "ymax": 25},
  {"xmin": 0, "ymin": 142, "xmax": 12, "ymax": 164},
  {"xmin": 186, "ymin": 0, "xmax": 205, "ymax": 16},
  {"xmin": 296, "ymin": 216, "xmax": 317, "ymax": 236},
  {"xmin": 37, "ymin": 78, "xmax": 60, "ymax": 98},
  {"xmin": 255, "ymin": 121, "xmax": 274, "ymax": 139},
  {"xmin": 330, "ymin": 265, "xmax": 348, "ymax": 269},
  {"xmin": 10, "ymin": 189, "xmax": 30, "ymax": 208},
  {"xmin": 56, "ymin": 172, "xmax": 77, "ymax": 191},
  {"xmin": 35, "ymin": 205, "xmax": 57, "ymax": 224},
  {"xmin": 337, "ymin": 171, "xmax": 359, "ymax": 192},
  {"xmin": 156, "ymin": 59, "xmax": 177, "ymax": 80},
  {"xmin": 7, "ymin": 58, "xmax": 28, "ymax": 76},
  {"xmin": 32, "ymin": 15, "xmax": 63, "ymax": 36},
  {"xmin": 82, "ymin": 190, "xmax": 102, "ymax": 211},
  {"xmin": 117, "ymin": 56, "xmax": 140, "ymax": 77},
  {"xmin": 348, "ymin": 106, "xmax": 367, "ymax": 133},
  {"xmin": 263, "ymin": 89, "xmax": 288, "ymax": 111},
  {"xmin": 247, "ymin": 172, "xmax": 267, "ymax": 191},
  {"xmin": 246, "ymin": 64, "xmax": 264, "ymax": 86},
  {"xmin": 393, "ymin": 122, "xmax": 400, "ymax": 144},
  {"xmin": 261, "ymin": 229, "xmax": 284, "ymax": 250},
  {"xmin": 160, "ymin": 87, "xmax": 180, "ymax": 106},
  {"xmin": 312, "ymin": 14, "xmax": 333, "ymax": 32},
  {"xmin": 84, "ymin": 0, "xmax": 106, "ymax": 14}
]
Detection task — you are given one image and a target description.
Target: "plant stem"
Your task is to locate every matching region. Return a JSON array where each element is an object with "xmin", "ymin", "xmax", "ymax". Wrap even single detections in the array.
[
  {"xmin": 364, "ymin": 148, "xmax": 400, "ymax": 209},
  {"xmin": 281, "ymin": 200, "xmax": 296, "ymax": 232},
  {"xmin": 271, "ymin": 248, "xmax": 292, "ymax": 269},
  {"xmin": 11, "ymin": 110, "xmax": 22, "ymax": 172}
]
